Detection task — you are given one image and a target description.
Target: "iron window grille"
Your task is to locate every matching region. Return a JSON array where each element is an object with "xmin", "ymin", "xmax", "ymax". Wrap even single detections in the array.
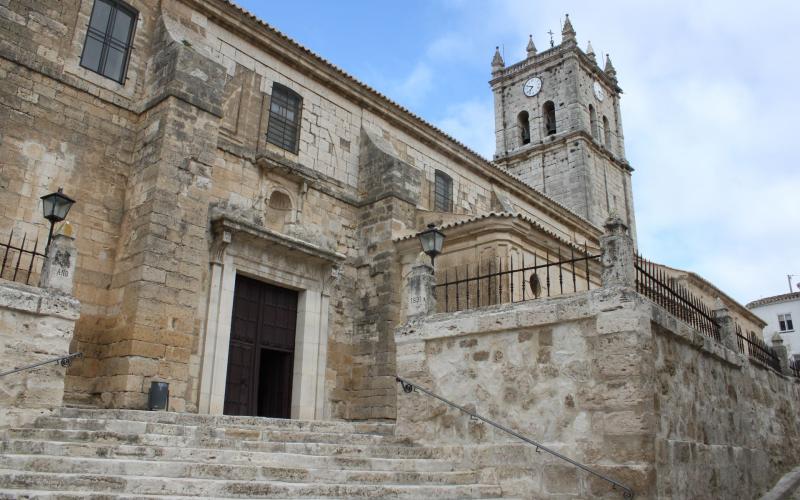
[
  {"xmin": 266, "ymin": 83, "xmax": 302, "ymax": 153},
  {"xmin": 79, "ymin": 0, "xmax": 137, "ymax": 84},
  {"xmin": 778, "ymin": 313, "xmax": 794, "ymax": 332},
  {"xmin": 434, "ymin": 170, "xmax": 453, "ymax": 212}
]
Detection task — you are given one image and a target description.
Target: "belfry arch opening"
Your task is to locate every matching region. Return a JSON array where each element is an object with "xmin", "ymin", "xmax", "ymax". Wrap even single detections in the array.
[
  {"xmin": 589, "ymin": 104, "xmax": 598, "ymax": 140},
  {"xmin": 543, "ymin": 101, "xmax": 556, "ymax": 136},
  {"xmin": 518, "ymin": 111, "xmax": 530, "ymax": 145},
  {"xmin": 602, "ymin": 115, "xmax": 612, "ymax": 148}
]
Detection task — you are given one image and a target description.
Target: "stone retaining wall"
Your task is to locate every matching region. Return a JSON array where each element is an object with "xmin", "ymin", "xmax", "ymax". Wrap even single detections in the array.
[
  {"xmin": 0, "ymin": 280, "xmax": 80, "ymax": 428},
  {"xmin": 651, "ymin": 305, "xmax": 800, "ymax": 499},
  {"xmin": 395, "ymin": 285, "xmax": 800, "ymax": 498}
]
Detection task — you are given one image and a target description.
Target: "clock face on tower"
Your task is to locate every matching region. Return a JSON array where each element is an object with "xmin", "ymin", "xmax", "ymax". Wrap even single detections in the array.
[
  {"xmin": 593, "ymin": 81, "xmax": 605, "ymax": 102},
  {"xmin": 523, "ymin": 77, "xmax": 542, "ymax": 97}
]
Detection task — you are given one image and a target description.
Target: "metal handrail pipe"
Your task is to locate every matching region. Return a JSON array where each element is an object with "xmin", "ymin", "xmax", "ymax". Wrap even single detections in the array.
[
  {"xmin": 396, "ymin": 376, "xmax": 634, "ymax": 499},
  {"xmin": 0, "ymin": 352, "xmax": 83, "ymax": 378}
]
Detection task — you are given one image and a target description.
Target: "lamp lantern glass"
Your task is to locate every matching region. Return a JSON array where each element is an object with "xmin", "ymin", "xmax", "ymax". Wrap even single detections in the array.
[
  {"xmin": 40, "ymin": 187, "xmax": 76, "ymax": 249},
  {"xmin": 417, "ymin": 223, "xmax": 445, "ymax": 266},
  {"xmin": 41, "ymin": 187, "xmax": 75, "ymax": 223}
]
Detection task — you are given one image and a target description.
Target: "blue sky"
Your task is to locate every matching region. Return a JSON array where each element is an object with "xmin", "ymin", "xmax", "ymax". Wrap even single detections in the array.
[{"xmin": 234, "ymin": 0, "xmax": 800, "ymax": 305}]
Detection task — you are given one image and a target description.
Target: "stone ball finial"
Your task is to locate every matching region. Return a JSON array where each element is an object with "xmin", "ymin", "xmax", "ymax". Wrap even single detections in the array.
[{"xmin": 771, "ymin": 332, "xmax": 784, "ymax": 345}]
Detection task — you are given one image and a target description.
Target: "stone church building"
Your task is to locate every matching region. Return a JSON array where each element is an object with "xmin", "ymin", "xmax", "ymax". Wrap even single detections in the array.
[
  {"xmin": 1, "ymin": 1, "xmax": 798, "ymax": 498},
  {"xmin": 0, "ymin": 1, "xmax": 632, "ymax": 417}
]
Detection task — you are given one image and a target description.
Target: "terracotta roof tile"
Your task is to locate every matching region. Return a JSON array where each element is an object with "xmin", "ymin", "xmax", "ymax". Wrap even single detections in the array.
[
  {"xmin": 393, "ymin": 212, "xmax": 590, "ymax": 252},
  {"xmin": 746, "ymin": 292, "xmax": 800, "ymax": 309}
]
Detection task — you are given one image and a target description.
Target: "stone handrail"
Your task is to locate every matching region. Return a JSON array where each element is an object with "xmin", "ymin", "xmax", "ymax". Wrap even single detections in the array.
[{"xmin": 0, "ymin": 352, "xmax": 83, "ymax": 378}]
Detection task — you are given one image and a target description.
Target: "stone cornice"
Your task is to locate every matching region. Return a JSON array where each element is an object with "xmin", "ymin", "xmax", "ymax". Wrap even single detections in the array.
[
  {"xmin": 490, "ymin": 43, "xmax": 622, "ymax": 95},
  {"xmin": 210, "ymin": 213, "xmax": 345, "ymax": 264},
  {"xmin": 495, "ymin": 130, "xmax": 634, "ymax": 174}
]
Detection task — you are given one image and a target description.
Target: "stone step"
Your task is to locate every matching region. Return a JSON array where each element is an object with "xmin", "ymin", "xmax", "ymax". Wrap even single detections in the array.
[
  {"xmin": 1, "ymin": 439, "xmax": 461, "ymax": 472},
  {"xmin": 29, "ymin": 416, "xmax": 412, "ymax": 446},
  {"xmin": 0, "ymin": 492, "xmax": 515, "ymax": 500},
  {"xmin": 4, "ymin": 428, "xmax": 454, "ymax": 460},
  {"xmin": 55, "ymin": 408, "xmax": 395, "ymax": 436},
  {"xmin": 0, "ymin": 470, "xmax": 503, "ymax": 498},
  {"xmin": 0, "ymin": 454, "xmax": 480, "ymax": 486}
]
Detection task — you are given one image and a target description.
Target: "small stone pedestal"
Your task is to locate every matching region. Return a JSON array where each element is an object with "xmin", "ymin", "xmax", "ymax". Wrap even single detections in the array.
[
  {"xmin": 407, "ymin": 261, "xmax": 436, "ymax": 318},
  {"xmin": 771, "ymin": 333, "xmax": 791, "ymax": 375},
  {"xmin": 600, "ymin": 216, "xmax": 635, "ymax": 287}
]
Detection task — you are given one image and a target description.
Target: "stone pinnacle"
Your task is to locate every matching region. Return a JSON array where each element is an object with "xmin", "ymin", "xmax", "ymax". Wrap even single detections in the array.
[
  {"xmin": 604, "ymin": 53, "xmax": 617, "ymax": 81},
  {"xmin": 491, "ymin": 46, "xmax": 505, "ymax": 69},
  {"xmin": 526, "ymin": 35, "xmax": 537, "ymax": 57},
  {"xmin": 562, "ymin": 14, "xmax": 576, "ymax": 43}
]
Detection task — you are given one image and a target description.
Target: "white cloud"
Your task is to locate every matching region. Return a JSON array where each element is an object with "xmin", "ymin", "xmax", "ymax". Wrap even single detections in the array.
[
  {"xmin": 435, "ymin": 99, "xmax": 496, "ymax": 159},
  {"xmin": 420, "ymin": 0, "xmax": 800, "ymax": 303},
  {"xmin": 391, "ymin": 62, "xmax": 434, "ymax": 108}
]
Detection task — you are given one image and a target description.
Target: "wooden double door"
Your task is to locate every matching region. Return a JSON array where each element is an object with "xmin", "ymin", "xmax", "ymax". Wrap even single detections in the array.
[{"xmin": 223, "ymin": 275, "xmax": 298, "ymax": 418}]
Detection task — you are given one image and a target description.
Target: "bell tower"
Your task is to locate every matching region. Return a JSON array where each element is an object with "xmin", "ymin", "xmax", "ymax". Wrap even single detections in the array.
[{"xmin": 490, "ymin": 15, "xmax": 636, "ymax": 240}]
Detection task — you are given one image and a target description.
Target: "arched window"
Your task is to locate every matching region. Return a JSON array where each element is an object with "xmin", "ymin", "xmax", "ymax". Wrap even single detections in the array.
[
  {"xmin": 589, "ymin": 104, "xmax": 598, "ymax": 140},
  {"xmin": 543, "ymin": 101, "xmax": 556, "ymax": 136},
  {"xmin": 518, "ymin": 111, "xmax": 531, "ymax": 145},
  {"xmin": 602, "ymin": 115, "xmax": 612, "ymax": 148},
  {"xmin": 434, "ymin": 170, "xmax": 453, "ymax": 212},
  {"xmin": 266, "ymin": 190, "xmax": 293, "ymax": 231}
]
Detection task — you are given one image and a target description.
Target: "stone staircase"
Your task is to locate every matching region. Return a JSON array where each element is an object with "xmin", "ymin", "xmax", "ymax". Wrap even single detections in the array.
[{"xmin": 0, "ymin": 408, "xmax": 505, "ymax": 499}]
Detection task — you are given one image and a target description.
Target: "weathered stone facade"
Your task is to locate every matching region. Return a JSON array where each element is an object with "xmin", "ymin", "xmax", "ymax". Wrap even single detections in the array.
[
  {"xmin": 0, "ymin": 1, "xmax": 602, "ymax": 418},
  {"xmin": 395, "ymin": 250, "xmax": 800, "ymax": 499},
  {"xmin": 0, "ymin": 233, "xmax": 80, "ymax": 428},
  {"xmin": 2, "ymin": 2, "xmax": 798, "ymax": 498}
]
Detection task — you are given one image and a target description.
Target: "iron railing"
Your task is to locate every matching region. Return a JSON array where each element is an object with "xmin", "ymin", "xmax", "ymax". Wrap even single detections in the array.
[
  {"xmin": 435, "ymin": 245, "xmax": 601, "ymax": 313},
  {"xmin": 634, "ymin": 255, "xmax": 720, "ymax": 341},
  {"xmin": 0, "ymin": 229, "xmax": 46, "ymax": 285},
  {"xmin": 0, "ymin": 352, "xmax": 83, "ymax": 378},
  {"xmin": 395, "ymin": 376, "xmax": 634, "ymax": 498},
  {"xmin": 735, "ymin": 323, "xmax": 781, "ymax": 373}
]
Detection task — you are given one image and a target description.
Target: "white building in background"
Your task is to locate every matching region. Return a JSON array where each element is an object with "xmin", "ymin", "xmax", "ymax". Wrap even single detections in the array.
[{"xmin": 747, "ymin": 292, "xmax": 800, "ymax": 363}]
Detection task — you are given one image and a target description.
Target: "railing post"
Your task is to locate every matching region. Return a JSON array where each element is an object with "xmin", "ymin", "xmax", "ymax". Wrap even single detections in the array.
[
  {"xmin": 39, "ymin": 225, "xmax": 77, "ymax": 295},
  {"xmin": 407, "ymin": 259, "xmax": 436, "ymax": 318},
  {"xmin": 600, "ymin": 216, "xmax": 635, "ymax": 287},
  {"xmin": 770, "ymin": 333, "xmax": 790, "ymax": 375},
  {"xmin": 712, "ymin": 299, "xmax": 738, "ymax": 353}
]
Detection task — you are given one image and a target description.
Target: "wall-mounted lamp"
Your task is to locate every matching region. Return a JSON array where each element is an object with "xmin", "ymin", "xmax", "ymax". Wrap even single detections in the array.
[
  {"xmin": 417, "ymin": 223, "xmax": 445, "ymax": 267},
  {"xmin": 41, "ymin": 187, "xmax": 76, "ymax": 250}
]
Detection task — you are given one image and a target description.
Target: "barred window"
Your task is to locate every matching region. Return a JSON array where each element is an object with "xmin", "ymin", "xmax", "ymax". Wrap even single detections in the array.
[
  {"xmin": 80, "ymin": 0, "xmax": 137, "ymax": 84},
  {"xmin": 434, "ymin": 170, "xmax": 453, "ymax": 212},
  {"xmin": 779, "ymin": 313, "xmax": 794, "ymax": 332},
  {"xmin": 266, "ymin": 84, "xmax": 302, "ymax": 152}
]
